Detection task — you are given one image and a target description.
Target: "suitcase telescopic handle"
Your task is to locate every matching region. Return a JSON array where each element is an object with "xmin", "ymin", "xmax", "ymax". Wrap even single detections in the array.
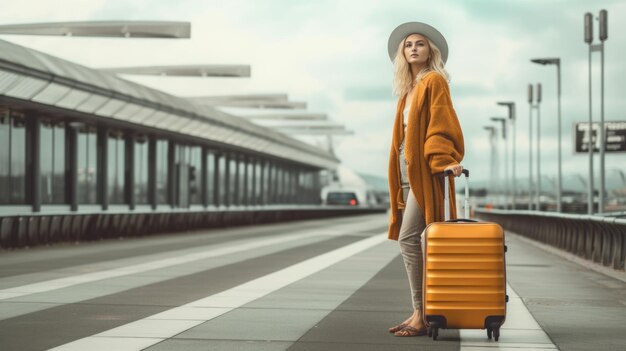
[
  {"xmin": 443, "ymin": 169, "xmax": 470, "ymax": 177},
  {"xmin": 441, "ymin": 168, "xmax": 470, "ymax": 221}
]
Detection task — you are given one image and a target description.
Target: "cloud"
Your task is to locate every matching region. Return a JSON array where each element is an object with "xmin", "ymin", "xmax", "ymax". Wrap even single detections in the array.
[
  {"xmin": 344, "ymin": 86, "xmax": 394, "ymax": 101},
  {"xmin": 2, "ymin": 0, "xmax": 624, "ymax": 186},
  {"xmin": 0, "ymin": 0, "xmax": 105, "ymax": 21}
]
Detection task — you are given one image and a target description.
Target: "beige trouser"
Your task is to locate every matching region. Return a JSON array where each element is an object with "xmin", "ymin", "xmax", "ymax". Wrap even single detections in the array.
[
  {"xmin": 398, "ymin": 139, "xmax": 426, "ymax": 311},
  {"xmin": 399, "ymin": 186, "xmax": 426, "ymax": 311}
]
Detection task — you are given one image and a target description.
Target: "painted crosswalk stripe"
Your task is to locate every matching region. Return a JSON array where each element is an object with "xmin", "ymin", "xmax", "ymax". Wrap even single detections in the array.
[{"xmin": 50, "ymin": 233, "xmax": 388, "ymax": 351}]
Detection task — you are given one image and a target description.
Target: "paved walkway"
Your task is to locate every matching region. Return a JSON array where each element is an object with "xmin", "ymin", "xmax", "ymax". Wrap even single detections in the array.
[{"xmin": 0, "ymin": 213, "xmax": 624, "ymax": 350}]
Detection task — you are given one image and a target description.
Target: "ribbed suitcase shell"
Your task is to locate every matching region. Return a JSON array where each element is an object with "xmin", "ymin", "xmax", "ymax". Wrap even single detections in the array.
[{"xmin": 423, "ymin": 221, "xmax": 506, "ymax": 330}]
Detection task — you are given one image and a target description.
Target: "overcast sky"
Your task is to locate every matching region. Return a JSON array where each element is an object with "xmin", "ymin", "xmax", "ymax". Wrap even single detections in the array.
[{"xmin": 1, "ymin": 0, "xmax": 625, "ymax": 190}]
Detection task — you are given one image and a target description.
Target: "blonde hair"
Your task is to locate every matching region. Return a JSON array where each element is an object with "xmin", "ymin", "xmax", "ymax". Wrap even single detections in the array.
[{"xmin": 392, "ymin": 36, "xmax": 450, "ymax": 97}]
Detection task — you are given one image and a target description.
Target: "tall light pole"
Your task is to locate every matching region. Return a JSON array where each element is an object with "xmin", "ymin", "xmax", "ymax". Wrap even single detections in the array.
[
  {"xmin": 491, "ymin": 117, "xmax": 508, "ymax": 209},
  {"xmin": 530, "ymin": 58, "xmax": 561, "ymax": 212},
  {"xmin": 535, "ymin": 84, "xmax": 542, "ymax": 211},
  {"xmin": 527, "ymin": 85, "xmax": 534, "ymax": 210},
  {"xmin": 585, "ymin": 12, "xmax": 595, "ymax": 214},
  {"xmin": 492, "ymin": 124, "xmax": 500, "ymax": 200},
  {"xmin": 484, "ymin": 126, "xmax": 496, "ymax": 205},
  {"xmin": 599, "ymin": 10, "xmax": 608, "ymax": 214},
  {"xmin": 498, "ymin": 102, "xmax": 516, "ymax": 209},
  {"xmin": 583, "ymin": 10, "xmax": 608, "ymax": 214},
  {"xmin": 528, "ymin": 83, "xmax": 542, "ymax": 210}
]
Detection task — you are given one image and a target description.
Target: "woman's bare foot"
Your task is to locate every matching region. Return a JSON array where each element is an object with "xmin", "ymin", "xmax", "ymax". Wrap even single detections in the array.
[
  {"xmin": 394, "ymin": 325, "xmax": 427, "ymax": 337},
  {"xmin": 394, "ymin": 310, "xmax": 426, "ymax": 336},
  {"xmin": 389, "ymin": 310, "xmax": 425, "ymax": 333},
  {"xmin": 388, "ymin": 314, "xmax": 413, "ymax": 333}
]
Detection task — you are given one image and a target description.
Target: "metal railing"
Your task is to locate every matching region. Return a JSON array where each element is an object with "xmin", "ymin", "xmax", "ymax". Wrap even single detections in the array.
[{"xmin": 475, "ymin": 208, "xmax": 626, "ymax": 270}]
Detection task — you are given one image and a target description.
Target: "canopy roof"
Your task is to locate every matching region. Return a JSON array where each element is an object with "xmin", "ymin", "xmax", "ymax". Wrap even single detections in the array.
[{"xmin": 0, "ymin": 38, "xmax": 339, "ymax": 169}]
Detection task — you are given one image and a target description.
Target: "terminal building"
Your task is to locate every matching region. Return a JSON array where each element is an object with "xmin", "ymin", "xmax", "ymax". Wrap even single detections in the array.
[{"xmin": 0, "ymin": 38, "xmax": 379, "ymax": 249}]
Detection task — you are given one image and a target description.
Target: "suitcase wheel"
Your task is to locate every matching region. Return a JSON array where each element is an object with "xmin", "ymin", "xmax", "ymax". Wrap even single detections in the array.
[
  {"xmin": 432, "ymin": 327, "xmax": 439, "ymax": 340},
  {"xmin": 427, "ymin": 327, "xmax": 433, "ymax": 337},
  {"xmin": 487, "ymin": 327, "xmax": 500, "ymax": 342}
]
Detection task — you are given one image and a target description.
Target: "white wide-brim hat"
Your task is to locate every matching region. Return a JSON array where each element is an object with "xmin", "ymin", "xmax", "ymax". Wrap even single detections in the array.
[{"xmin": 387, "ymin": 22, "xmax": 448, "ymax": 64}]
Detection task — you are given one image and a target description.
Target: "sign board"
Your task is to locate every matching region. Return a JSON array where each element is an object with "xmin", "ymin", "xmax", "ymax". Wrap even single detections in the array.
[{"xmin": 575, "ymin": 121, "xmax": 626, "ymax": 153}]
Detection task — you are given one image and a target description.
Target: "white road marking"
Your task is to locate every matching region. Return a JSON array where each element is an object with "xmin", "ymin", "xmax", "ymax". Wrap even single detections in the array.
[
  {"xmin": 50, "ymin": 233, "xmax": 388, "ymax": 351},
  {"xmin": 0, "ymin": 226, "xmax": 361, "ymax": 301},
  {"xmin": 459, "ymin": 284, "xmax": 558, "ymax": 350}
]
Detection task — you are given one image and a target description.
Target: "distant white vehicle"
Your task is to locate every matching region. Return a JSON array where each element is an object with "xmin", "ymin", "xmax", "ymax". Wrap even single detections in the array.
[{"xmin": 321, "ymin": 165, "xmax": 379, "ymax": 207}]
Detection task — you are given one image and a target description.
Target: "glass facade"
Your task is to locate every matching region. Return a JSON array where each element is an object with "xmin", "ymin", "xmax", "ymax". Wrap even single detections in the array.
[
  {"xmin": 77, "ymin": 127, "xmax": 97, "ymax": 204},
  {"xmin": 286, "ymin": 168, "xmax": 292, "ymax": 203},
  {"xmin": 229, "ymin": 156, "xmax": 237, "ymax": 206},
  {"xmin": 107, "ymin": 133, "xmax": 125, "ymax": 204},
  {"xmin": 0, "ymin": 111, "xmax": 26, "ymax": 204},
  {"xmin": 285, "ymin": 167, "xmax": 291, "ymax": 203},
  {"xmin": 277, "ymin": 166, "xmax": 283, "ymax": 204},
  {"xmin": 264, "ymin": 162, "xmax": 271, "ymax": 204},
  {"xmin": 0, "ymin": 106, "xmax": 320, "ymax": 210},
  {"xmin": 284, "ymin": 168, "xmax": 291, "ymax": 203},
  {"xmin": 255, "ymin": 162, "xmax": 262, "ymax": 205},
  {"xmin": 247, "ymin": 160, "xmax": 254, "ymax": 206},
  {"xmin": 155, "ymin": 139, "xmax": 168, "ymax": 204},
  {"xmin": 273, "ymin": 164, "xmax": 278, "ymax": 204},
  {"xmin": 239, "ymin": 157, "xmax": 246, "ymax": 205},
  {"xmin": 218, "ymin": 154, "xmax": 226, "ymax": 206},
  {"xmin": 189, "ymin": 146, "xmax": 202, "ymax": 205},
  {"xmin": 40, "ymin": 120, "xmax": 66, "ymax": 204},
  {"xmin": 0, "ymin": 112, "xmax": 7, "ymax": 203},
  {"xmin": 134, "ymin": 136, "xmax": 149, "ymax": 204},
  {"xmin": 206, "ymin": 151, "xmax": 215, "ymax": 206},
  {"xmin": 292, "ymin": 170, "xmax": 298, "ymax": 202},
  {"xmin": 174, "ymin": 145, "xmax": 189, "ymax": 208},
  {"xmin": 300, "ymin": 171, "xmax": 313, "ymax": 204}
]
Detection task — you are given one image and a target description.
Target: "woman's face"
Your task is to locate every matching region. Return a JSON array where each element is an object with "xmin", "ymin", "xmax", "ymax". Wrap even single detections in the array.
[{"xmin": 403, "ymin": 33, "xmax": 430, "ymax": 67}]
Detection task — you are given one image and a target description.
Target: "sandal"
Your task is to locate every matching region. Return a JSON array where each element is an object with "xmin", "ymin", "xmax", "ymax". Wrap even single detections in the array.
[
  {"xmin": 388, "ymin": 323, "xmax": 408, "ymax": 333},
  {"xmin": 394, "ymin": 325, "xmax": 428, "ymax": 337}
]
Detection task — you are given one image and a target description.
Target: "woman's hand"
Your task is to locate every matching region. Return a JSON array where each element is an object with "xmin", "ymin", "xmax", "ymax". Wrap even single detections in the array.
[{"xmin": 444, "ymin": 164, "xmax": 464, "ymax": 177}]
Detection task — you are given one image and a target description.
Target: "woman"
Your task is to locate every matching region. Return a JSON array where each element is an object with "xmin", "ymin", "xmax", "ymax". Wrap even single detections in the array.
[{"xmin": 386, "ymin": 22, "xmax": 465, "ymax": 337}]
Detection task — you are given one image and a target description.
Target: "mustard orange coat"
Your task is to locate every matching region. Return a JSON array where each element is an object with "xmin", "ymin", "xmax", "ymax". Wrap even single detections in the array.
[{"xmin": 387, "ymin": 72, "xmax": 465, "ymax": 241}]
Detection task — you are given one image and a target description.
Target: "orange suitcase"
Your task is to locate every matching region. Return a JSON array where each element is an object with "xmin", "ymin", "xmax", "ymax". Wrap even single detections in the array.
[{"xmin": 422, "ymin": 169, "xmax": 507, "ymax": 341}]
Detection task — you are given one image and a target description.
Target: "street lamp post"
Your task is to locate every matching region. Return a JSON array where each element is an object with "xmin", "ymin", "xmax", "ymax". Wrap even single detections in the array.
[
  {"xmin": 484, "ymin": 126, "xmax": 496, "ymax": 205},
  {"xmin": 583, "ymin": 10, "xmax": 609, "ymax": 214},
  {"xmin": 535, "ymin": 84, "xmax": 542, "ymax": 211},
  {"xmin": 530, "ymin": 58, "xmax": 561, "ymax": 212},
  {"xmin": 600, "ymin": 10, "xmax": 608, "ymax": 214},
  {"xmin": 498, "ymin": 102, "xmax": 516, "ymax": 209},
  {"xmin": 492, "ymin": 124, "xmax": 500, "ymax": 199},
  {"xmin": 585, "ymin": 12, "xmax": 595, "ymax": 214},
  {"xmin": 528, "ymin": 83, "xmax": 542, "ymax": 210},
  {"xmin": 527, "ymin": 85, "xmax": 533, "ymax": 210},
  {"xmin": 491, "ymin": 117, "xmax": 508, "ymax": 209}
]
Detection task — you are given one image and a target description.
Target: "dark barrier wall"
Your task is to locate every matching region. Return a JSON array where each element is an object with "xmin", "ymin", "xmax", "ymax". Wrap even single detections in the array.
[
  {"xmin": 476, "ymin": 209, "xmax": 626, "ymax": 270},
  {"xmin": 0, "ymin": 207, "xmax": 387, "ymax": 250}
]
